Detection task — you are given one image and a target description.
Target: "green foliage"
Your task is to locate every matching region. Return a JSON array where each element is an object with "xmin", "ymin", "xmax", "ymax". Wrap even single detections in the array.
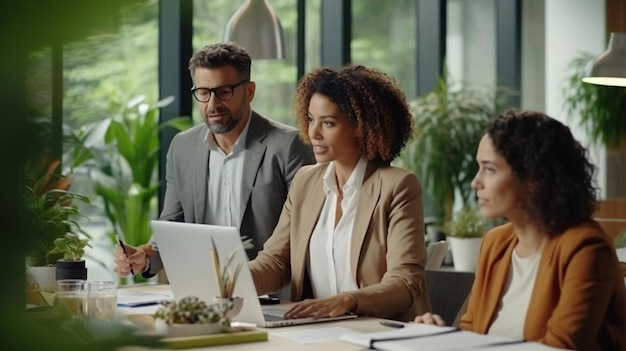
[
  {"xmin": 399, "ymin": 73, "xmax": 511, "ymax": 226},
  {"xmin": 62, "ymin": 0, "xmax": 159, "ymax": 128},
  {"xmin": 154, "ymin": 296, "xmax": 231, "ymax": 327},
  {"xmin": 210, "ymin": 237, "xmax": 254, "ymax": 299},
  {"xmin": 446, "ymin": 206, "xmax": 488, "ymax": 238},
  {"xmin": 563, "ymin": 53, "xmax": 626, "ymax": 148},
  {"xmin": 67, "ymin": 95, "xmax": 189, "ymax": 282},
  {"xmin": 49, "ymin": 232, "xmax": 92, "ymax": 261},
  {"xmin": 25, "ymin": 161, "xmax": 91, "ymax": 266}
]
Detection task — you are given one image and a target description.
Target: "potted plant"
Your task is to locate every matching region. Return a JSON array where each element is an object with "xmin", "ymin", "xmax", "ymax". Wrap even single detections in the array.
[
  {"xmin": 153, "ymin": 296, "xmax": 233, "ymax": 337},
  {"xmin": 563, "ymin": 53, "xmax": 626, "ymax": 198},
  {"xmin": 66, "ymin": 95, "xmax": 190, "ymax": 284},
  {"xmin": 399, "ymin": 73, "xmax": 510, "ymax": 229},
  {"xmin": 25, "ymin": 155, "xmax": 90, "ymax": 291},
  {"xmin": 49, "ymin": 232, "xmax": 92, "ymax": 280},
  {"xmin": 563, "ymin": 53, "xmax": 626, "ymax": 149},
  {"xmin": 445, "ymin": 206, "xmax": 498, "ymax": 272},
  {"xmin": 209, "ymin": 237, "xmax": 253, "ymax": 319}
]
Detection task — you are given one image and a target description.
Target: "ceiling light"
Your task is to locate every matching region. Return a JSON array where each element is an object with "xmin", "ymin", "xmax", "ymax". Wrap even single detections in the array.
[
  {"xmin": 223, "ymin": 0, "xmax": 285, "ymax": 60},
  {"xmin": 582, "ymin": 32, "xmax": 626, "ymax": 87}
]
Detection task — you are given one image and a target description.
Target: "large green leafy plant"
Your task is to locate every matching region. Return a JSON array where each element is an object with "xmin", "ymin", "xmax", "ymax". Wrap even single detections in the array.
[
  {"xmin": 25, "ymin": 151, "xmax": 91, "ymax": 266},
  {"xmin": 399, "ymin": 74, "xmax": 510, "ymax": 227},
  {"xmin": 68, "ymin": 95, "xmax": 190, "ymax": 282},
  {"xmin": 563, "ymin": 53, "xmax": 626, "ymax": 148}
]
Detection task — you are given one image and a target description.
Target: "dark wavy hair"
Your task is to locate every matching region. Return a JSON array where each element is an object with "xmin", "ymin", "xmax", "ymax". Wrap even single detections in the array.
[
  {"xmin": 486, "ymin": 110, "xmax": 597, "ymax": 235},
  {"xmin": 292, "ymin": 65, "xmax": 414, "ymax": 165},
  {"xmin": 188, "ymin": 42, "xmax": 251, "ymax": 81}
]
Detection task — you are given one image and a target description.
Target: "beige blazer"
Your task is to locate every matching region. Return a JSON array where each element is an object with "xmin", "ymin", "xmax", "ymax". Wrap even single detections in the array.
[
  {"xmin": 249, "ymin": 162, "xmax": 431, "ymax": 321},
  {"xmin": 461, "ymin": 222, "xmax": 626, "ymax": 350}
]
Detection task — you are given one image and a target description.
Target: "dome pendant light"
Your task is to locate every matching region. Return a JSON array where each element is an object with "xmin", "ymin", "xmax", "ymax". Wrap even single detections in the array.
[
  {"xmin": 582, "ymin": 33, "xmax": 626, "ymax": 87},
  {"xmin": 582, "ymin": 0, "xmax": 626, "ymax": 87},
  {"xmin": 223, "ymin": 0, "xmax": 285, "ymax": 60}
]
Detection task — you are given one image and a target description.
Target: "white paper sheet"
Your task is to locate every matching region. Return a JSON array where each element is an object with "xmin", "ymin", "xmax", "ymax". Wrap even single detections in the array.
[
  {"xmin": 479, "ymin": 341, "xmax": 569, "ymax": 350},
  {"xmin": 272, "ymin": 326, "xmax": 356, "ymax": 344},
  {"xmin": 340, "ymin": 324, "xmax": 457, "ymax": 348},
  {"xmin": 372, "ymin": 331, "xmax": 516, "ymax": 351}
]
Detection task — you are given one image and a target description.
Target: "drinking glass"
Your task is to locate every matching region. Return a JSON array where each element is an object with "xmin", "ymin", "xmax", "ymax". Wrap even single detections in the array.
[
  {"xmin": 88, "ymin": 280, "xmax": 117, "ymax": 321},
  {"xmin": 56, "ymin": 279, "xmax": 88, "ymax": 318}
]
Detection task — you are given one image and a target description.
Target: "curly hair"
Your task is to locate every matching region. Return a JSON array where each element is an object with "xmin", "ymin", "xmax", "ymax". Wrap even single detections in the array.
[
  {"xmin": 486, "ymin": 110, "xmax": 598, "ymax": 235},
  {"xmin": 292, "ymin": 65, "xmax": 414, "ymax": 165},
  {"xmin": 188, "ymin": 42, "xmax": 251, "ymax": 81}
]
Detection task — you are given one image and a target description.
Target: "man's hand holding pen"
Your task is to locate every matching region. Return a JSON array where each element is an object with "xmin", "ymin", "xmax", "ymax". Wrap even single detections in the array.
[{"xmin": 113, "ymin": 240, "xmax": 148, "ymax": 277}]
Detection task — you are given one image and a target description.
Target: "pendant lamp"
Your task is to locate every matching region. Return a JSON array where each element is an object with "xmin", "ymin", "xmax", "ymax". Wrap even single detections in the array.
[
  {"xmin": 582, "ymin": 33, "xmax": 626, "ymax": 87},
  {"xmin": 223, "ymin": 0, "xmax": 285, "ymax": 60},
  {"xmin": 582, "ymin": 0, "xmax": 626, "ymax": 87}
]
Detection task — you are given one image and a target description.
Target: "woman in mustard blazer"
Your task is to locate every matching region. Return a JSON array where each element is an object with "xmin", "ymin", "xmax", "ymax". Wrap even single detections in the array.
[
  {"xmin": 248, "ymin": 65, "xmax": 430, "ymax": 321},
  {"xmin": 416, "ymin": 110, "xmax": 626, "ymax": 350}
]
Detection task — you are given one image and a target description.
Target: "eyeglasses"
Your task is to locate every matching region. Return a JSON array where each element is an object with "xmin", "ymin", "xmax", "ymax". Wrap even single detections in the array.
[{"xmin": 190, "ymin": 79, "xmax": 249, "ymax": 102}]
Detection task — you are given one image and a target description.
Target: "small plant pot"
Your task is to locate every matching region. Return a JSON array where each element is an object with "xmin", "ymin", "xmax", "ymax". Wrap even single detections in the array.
[
  {"xmin": 448, "ymin": 237, "xmax": 482, "ymax": 272},
  {"xmin": 154, "ymin": 319, "xmax": 222, "ymax": 337},
  {"xmin": 213, "ymin": 296, "xmax": 244, "ymax": 320},
  {"xmin": 56, "ymin": 259, "xmax": 88, "ymax": 281}
]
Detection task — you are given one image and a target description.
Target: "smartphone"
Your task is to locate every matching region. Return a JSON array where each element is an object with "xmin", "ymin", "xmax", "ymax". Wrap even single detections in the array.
[{"xmin": 116, "ymin": 235, "xmax": 134, "ymax": 275}]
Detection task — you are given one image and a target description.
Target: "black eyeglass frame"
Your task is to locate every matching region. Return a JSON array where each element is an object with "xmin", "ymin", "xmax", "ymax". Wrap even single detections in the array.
[{"xmin": 190, "ymin": 79, "xmax": 249, "ymax": 102}]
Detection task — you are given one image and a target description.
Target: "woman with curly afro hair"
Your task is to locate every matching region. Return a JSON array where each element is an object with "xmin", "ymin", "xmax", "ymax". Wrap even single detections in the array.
[
  {"xmin": 415, "ymin": 110, "xmax": 626, "ymax": 350},
  {"xmin": 249, "ymin": 65, "xmax": 430, "ymax": 321}
]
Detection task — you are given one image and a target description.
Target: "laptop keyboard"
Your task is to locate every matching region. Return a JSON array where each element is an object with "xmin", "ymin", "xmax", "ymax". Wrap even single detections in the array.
[{"xmin": 263, "ymin": 313, "xmax": 286, "ymax": 321}]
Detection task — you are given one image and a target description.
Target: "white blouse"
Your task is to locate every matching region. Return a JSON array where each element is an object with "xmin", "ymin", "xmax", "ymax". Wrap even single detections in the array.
[
  {"xmin": 488, "ymin": 249, "xmax": 541, "ymax": 340},
  {"xmin": 307, "ymin": 157, "xmax": 368, "ymax": 298}
]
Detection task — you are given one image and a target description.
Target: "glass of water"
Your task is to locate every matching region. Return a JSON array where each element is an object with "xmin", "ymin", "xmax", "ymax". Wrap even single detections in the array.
[
  {"xmin": 88, "ymin": 281, "xmax": 117, "ymax": 322},
  {"xmin": 57, "ymin": 279, "xmax": 88, "ymax": 318}
]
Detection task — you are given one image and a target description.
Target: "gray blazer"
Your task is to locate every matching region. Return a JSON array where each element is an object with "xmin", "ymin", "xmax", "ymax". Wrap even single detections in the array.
[{"xmin": 147, "ymin": 112, "xmax": 314, "ymax": 276}]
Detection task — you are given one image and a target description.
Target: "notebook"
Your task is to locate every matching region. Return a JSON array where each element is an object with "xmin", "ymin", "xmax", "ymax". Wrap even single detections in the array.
[{"xmin": 150, "ymin": 220, "xmax": 357, "ymax": 328}]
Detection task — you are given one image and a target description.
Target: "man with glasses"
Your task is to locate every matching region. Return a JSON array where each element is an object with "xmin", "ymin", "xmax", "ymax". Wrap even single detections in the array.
[{"xmin": 113, "ymin": 42, "xmax": 314, "ymax": 279}]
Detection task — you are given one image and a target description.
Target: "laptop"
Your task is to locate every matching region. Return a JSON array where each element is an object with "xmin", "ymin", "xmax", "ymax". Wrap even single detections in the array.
[{"xmin": 150, "ymin": 220, "xmax": 357, "ymax": 327}]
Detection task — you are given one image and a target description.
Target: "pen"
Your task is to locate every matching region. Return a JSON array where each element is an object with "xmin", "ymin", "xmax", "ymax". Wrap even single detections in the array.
[
  {"xmin": 117, "ymin": 235, "xmax": 134, "ymax": 275},
  {"xmin": 118, "ymin": 301, "xmax": 158, "ymax": 308},
  {"xmin": 380, "ymin": 320, "xmax": 405, "ymax": 328}
]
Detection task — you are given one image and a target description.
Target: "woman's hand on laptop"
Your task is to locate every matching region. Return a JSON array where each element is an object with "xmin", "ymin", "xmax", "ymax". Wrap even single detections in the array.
[
  {"xmin": 284, "ymin": 293, "xmax": 356, "ymax": 320},
  {"xmin": 113, "ymin": 243, "xmax": 147, "ymax": 277}
]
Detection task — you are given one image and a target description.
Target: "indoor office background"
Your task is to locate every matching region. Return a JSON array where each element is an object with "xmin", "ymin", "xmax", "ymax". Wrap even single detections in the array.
[{"xmin": 15, "ymin": 0, "xmax": 621, "ymax": 282}]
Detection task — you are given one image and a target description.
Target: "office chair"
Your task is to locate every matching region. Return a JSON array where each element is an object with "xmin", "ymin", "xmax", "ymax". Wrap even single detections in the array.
[
  {"xmin": 425, "ymin": 269, "xmax": 475, "ymax": 326},
  {"xmin": 426, "ymin": 240, "xmax": 448, "ymax": 269}
]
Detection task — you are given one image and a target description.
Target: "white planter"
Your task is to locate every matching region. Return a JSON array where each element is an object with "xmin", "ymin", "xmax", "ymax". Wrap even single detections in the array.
[
  {"xmin": 154, "ymin": 319, "xmax": 222, "ymax": 337},
  {"xmin": 448, "ymin": 236, "xmax": 483, "ymax": 272},
  {"xmin": 26, "ymin": 265, "xmax": 57, "ymax": 292},
  {"xmin": 213, "ymin": 296, "xmax": 243, "ymax": 320}
]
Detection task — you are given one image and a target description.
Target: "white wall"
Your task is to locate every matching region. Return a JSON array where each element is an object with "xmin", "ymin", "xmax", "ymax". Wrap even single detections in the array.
[{"xmin": 544, "ymin": 0, "xmax": 607, "ymax": 197}]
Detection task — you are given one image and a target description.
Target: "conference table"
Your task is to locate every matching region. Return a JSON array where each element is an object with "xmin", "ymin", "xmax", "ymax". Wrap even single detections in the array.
[
  {"xmin": 118, "ymin": 285, "xmax": 578, "ymax": 351},
  {"xmin": 118, "ymin": 284, "xmax": 394, "ymax": 350}
]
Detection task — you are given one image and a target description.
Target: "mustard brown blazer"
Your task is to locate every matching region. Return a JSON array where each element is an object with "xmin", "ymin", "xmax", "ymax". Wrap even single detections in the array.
[
  {"xmin": 249, "ymin": 162, "xmax": 431, "ymax": 322},
  {"xmin": 460, "ymin": 222, "xmax": 626, "ymax": 350}
]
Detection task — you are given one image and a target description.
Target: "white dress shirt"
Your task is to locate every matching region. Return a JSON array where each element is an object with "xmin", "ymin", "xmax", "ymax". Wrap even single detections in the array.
[
  {"xmin": 488, "ymin": 249, "xmax": 541, "ymax": 340},
  {"xmin": 308, "ymin": 157, "xmax": 368, "ymax": 298},
  {"xmin": 204, "ymin": 115, "xmax": 251, "ymax": 227}
]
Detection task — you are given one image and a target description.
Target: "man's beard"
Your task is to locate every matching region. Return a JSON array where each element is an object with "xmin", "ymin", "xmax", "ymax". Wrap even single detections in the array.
[{"xmin": 205, "ymin": 108, "xmax": 242, "ymax": 134}]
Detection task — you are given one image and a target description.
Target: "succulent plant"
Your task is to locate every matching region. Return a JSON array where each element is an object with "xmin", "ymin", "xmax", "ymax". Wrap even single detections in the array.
[{"xmin": 153, "ymin": 296, "xmax": 233, "ymax": 329}]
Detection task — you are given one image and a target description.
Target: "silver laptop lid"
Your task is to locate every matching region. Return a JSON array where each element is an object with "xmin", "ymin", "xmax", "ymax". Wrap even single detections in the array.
[{"xmin": 150, "ymin": 220, "xmax": 267, "ymax": 326}]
